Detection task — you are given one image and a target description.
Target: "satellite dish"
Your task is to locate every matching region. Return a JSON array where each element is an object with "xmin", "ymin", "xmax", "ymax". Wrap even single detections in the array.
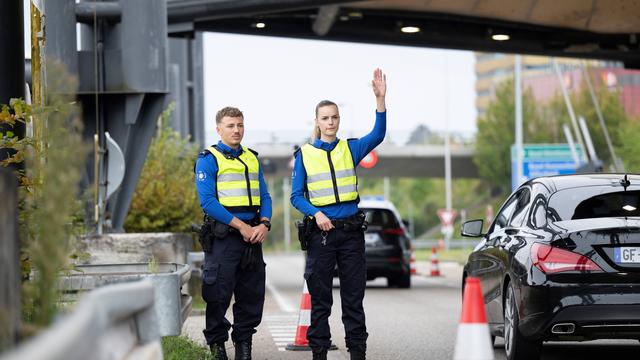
[{"xmin": 105, "ymin": 132, "xmax": 125, "ymax": 200}]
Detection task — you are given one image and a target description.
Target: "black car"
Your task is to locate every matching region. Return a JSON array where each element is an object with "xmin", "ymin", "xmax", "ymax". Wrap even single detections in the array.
[
  {"xmin": 461, "ymin": 174, "xmax": 640, "ymax": 360},
  {"xmin": 332, "ymin": 198, "xmax": 413, "ymax": 288}
]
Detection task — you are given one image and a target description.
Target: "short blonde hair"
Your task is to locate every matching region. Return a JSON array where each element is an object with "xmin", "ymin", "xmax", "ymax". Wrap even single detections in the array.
[{"xmin": 216, "ymin": 106, "xmax": 244, "ymax": 124}]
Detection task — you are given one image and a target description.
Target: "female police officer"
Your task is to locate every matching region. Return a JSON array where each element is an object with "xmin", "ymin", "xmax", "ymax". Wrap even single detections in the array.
[{"xmin": 290, "ymin": 68, "xmax": 387, "ymax": 360}]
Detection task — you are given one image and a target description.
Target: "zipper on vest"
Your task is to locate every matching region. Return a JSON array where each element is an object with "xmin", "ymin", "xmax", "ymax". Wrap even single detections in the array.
[
  {"xmin": 326, "ymin": 151, "xmax": 340, "ymax": 203},
  {"xmin": 235, "ymin": 157, "xmax": 253, "ymax": 207}
]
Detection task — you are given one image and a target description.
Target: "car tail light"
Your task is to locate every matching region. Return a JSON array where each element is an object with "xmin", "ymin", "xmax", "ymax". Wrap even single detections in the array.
[
  {"xmin": 531, "ymin": 243, "xmax": 603, "ymax": 274},
  {"xmin": 383, "ymin": 228, "xmax": 405, "ymax": 235}
]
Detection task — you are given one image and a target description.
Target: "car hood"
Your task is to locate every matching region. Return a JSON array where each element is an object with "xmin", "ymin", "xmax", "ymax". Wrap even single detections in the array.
[{"xmin": 551, "ymin": 217, "xmax": 640, "ymax": 234}]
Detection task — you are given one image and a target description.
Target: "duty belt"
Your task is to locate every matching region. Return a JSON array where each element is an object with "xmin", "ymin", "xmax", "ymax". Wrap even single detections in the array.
[{"xmin": 328, "ymin": 211, "xmax": 367, "ymax": 231}]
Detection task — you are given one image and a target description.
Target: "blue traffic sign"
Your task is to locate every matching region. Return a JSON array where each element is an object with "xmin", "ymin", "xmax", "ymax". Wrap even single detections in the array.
[{"xmin": 511, "ymin": 144, "xmax": 584, "ymax": 190}]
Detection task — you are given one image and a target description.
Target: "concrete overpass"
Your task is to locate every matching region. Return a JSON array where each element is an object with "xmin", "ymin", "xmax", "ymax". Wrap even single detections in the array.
[{"xmin": 258, "ymin": 144, "xmax": 478, "ymax": 178}]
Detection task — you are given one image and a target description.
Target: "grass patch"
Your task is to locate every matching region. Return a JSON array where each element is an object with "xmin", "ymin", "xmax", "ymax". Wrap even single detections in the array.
[
  {"xmin": 192, "ymin": 296, "xmax": 206, "ymax": 311},
  {"xmin": 162, "ymin": 336, "xmax": 211, "ymax": 360},
  {"xmin": 414, "ymin": 248, "xmax": 473, "ymax": 265}
]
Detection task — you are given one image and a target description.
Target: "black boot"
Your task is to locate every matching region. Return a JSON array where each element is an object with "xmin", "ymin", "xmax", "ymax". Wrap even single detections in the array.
[
  {"xmin": 312, "ymin": 348, "xmax": 328, "ymax": 360},
  {"xmin": 210, "ymin": 342, "xmax": 228, "ymax": 360},
  {"xmin": 234, "ymin": 340, "xmax": 252, "ymax": 360},
  {"xmin": 348, "ymin": 344, "xmax": 366, "ymax": 360}
]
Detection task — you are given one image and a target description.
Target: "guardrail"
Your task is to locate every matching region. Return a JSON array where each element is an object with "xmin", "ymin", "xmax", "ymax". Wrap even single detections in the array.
[
  {"xmin": 59, "ymin": 263, "xmax": 192, "ymax": 337},
  {"xmin": 0, "ymin": 280, "xmax": 161, "ymax": 360},
  {"xmin": 413, "ymin": 239, "xmax": 480, "ymax": 249}
]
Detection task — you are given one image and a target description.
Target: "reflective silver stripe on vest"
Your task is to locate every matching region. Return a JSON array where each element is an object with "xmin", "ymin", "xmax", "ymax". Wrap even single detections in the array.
[
  {"xmin": 217, "ymin": 172, "xmax": 259, "ymax": 182},
  {"xmin": 218, "ymin": 188, "xmax": 261, "ymax": 197},
  {"xmin": 308, "ymin": 184, "xmax": 358, "ymax": 199},
  {"xmin": 307, "ymin": 169, "xmax": 356, "ymax": 183}
]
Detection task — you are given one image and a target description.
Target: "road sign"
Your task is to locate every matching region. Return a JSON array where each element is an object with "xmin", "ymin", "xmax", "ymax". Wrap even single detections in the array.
[
  {"xmin": 359, "ymin": 150, "xmax": 378, "ymax": 169},
  {"xmin": 437, "ymin": 208, "xmax": 457, "ymax": 227},
  {"xmin": 511, "ymin": 143, "xmax": 584, "ymax": 190}
]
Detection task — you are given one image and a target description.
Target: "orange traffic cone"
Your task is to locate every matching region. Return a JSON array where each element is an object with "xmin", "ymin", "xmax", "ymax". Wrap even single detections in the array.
[
  {"xmin": 410, "ymin": 251, "xmax": 417, "ymax": 275},
  {"xmin": 453, "ymin": 277, "xmax": 494, "ymax": 360},
  {"xmin": 286, "ymin": 281, "xmax": 337, "ymax": 351},
  {"xmin": 430, "ymin": 247, "xmax": 441, "ymax": 277}
]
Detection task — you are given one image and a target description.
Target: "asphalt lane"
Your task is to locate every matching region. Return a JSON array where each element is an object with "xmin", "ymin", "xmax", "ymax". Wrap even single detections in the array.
[{"xmin": 183, "ymin": 253, "xmax": 640, "ymax": 359}]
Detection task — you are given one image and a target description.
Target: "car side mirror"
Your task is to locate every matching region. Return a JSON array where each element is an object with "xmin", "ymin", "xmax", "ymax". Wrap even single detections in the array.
[
  {"xmin": 402, "ymin": 220, "xmax": 410, "ymax": 228},
  {"xmin": 461, "ymin": 219, "xmax": 484, "ymax": 237}
]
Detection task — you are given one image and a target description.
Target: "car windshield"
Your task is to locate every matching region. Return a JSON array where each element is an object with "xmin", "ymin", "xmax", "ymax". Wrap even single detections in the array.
[
  {"xmin": 547, "ymin": 187, "xmax": 640, "ymax": 221},
  {"xmin": 362, "ymin": 208, "xmax": 399, "ymax": 230}
]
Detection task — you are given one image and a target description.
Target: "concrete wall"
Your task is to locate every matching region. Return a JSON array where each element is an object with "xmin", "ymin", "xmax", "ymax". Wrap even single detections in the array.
[{"xmin": 76, "ymin": 233, "xmax": 193, "ymax": 265}]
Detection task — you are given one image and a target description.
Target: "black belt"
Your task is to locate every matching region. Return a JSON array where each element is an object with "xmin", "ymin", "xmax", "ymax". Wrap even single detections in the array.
[{"xmin": 328, "ymin": 211, "xmax": 367, "ymax": 231}]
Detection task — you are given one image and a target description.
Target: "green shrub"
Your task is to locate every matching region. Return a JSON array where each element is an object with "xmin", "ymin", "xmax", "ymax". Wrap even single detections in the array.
[
  {"xmin": 1, "ymin": 61, "xmax": 88, "ymax": 335},
  {"xmin": 125, "ymin": 104, "xmax": 201, "ymax": 233}
]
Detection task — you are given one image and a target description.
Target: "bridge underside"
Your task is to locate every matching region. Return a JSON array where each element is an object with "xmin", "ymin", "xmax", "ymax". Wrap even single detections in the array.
[
  {"xmin": 261, "ymin": 145, "xmax": 478, "ymax": 178},
  {"xmin": 168, "ymin": 0, "xmax": 640, "ymax": 68}
]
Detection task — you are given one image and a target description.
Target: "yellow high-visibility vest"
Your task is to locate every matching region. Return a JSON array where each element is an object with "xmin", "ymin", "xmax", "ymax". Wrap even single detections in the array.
[
  {"xmin": 300, "ymin": 140, "xmax": 358, "ymax": 206},
  {"xmin": 208, "ymin": 145, "xmax": 261, "ymax": 211}
]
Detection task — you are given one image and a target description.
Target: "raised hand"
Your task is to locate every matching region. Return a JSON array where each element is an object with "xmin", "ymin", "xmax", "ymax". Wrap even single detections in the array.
[{"xmin": 372, "ymin": 68, "xmax": 386, "ymax": 98}]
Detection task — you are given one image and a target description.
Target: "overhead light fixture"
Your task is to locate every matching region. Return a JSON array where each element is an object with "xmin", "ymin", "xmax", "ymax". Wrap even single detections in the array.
[
  {"xmin": 255, "ymin": 22, "xmax": 266, "ymax": 29},
  {"xmin": 492, "ymin": 34, "xmax": 510, "ymax": 41},
  {"xmin": 623, "ymin": 205, "xmax": 637, "ymax": 211},
  {"xmin": 401, "ymin": 26, "xmax": 420, "ymax": 34}
]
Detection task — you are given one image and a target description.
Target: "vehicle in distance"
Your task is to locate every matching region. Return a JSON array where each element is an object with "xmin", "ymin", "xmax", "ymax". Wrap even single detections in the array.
[
  {"xmin": 358, "ymin": 196, "xmax": 413, "ymax": 288},
  {"xmin": 461, "ymin": 174, "xmax": 640, "ymax": 360}
]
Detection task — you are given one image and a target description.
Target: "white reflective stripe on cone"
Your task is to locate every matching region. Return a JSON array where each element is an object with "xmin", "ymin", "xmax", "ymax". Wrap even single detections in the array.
[
  {"xmin": 299, "ymin": 309, "xmax": 311, "ymax": 326},
  {"xmin": 453, "ymin": 324, "xmax": 494, "ymax": 360}
]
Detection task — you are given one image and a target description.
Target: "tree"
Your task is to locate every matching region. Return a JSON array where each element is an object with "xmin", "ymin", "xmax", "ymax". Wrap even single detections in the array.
[
  {"xmin": 124, "ymin": 105, "xmax": 201, "ymax": 233},
  {"xmin": 617, "ymin": 120, "xmax": 640, "ymax": 172},
  {"xmin": 474, "ymin": 79, "xmax": 548, "ymax": 192},
  {"xmin": 544, "ymin": 77, "xmax": 626, "ymax": 168}
]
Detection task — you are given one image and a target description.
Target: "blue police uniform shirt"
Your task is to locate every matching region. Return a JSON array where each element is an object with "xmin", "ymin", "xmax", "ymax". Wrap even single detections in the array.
[
  {"xmin": 195, "ymin": 140, "xmax": 272, "ymax": 224},
  {"xmin": 290, "ymin": 110, "xmax": 386, "ymax": 219}
]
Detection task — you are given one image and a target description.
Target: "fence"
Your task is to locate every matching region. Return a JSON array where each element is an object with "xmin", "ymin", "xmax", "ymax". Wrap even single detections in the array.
[
  {"xmin": 413, "ymin": 238, "xmax": 480, "ymax": 249},
  {"xmin": 0, "ymin": 280, "xmax": 161, "ymax": 360}
]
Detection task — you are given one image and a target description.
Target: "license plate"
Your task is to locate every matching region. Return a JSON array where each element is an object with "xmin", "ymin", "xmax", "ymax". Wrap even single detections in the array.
[
  {"xmin": 614, "ymin": 247, "xmax": 640, "ymax": 263},
  {"xmin": 364, "ymin": 233, "xmax": 380, "ymax": 244}
]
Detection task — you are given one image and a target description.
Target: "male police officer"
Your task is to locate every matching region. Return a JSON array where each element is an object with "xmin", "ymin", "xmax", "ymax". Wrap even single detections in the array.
[
  {"xmin": 195, "ymin": 106, "xmax": 272, "ymax": 360},
  {"xmin": 291, "ymin": 68, "xmax": 387, "ymax": 360}
]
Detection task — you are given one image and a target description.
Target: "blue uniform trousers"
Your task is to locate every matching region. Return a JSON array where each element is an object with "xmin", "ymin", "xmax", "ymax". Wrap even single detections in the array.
[
  {"xmin": 202, "ymin": 232, "xmax": 265, "ymax": 345},
  {"xmin": 304, "ymin": 228, "xmax": 369, "ymax": 351}
]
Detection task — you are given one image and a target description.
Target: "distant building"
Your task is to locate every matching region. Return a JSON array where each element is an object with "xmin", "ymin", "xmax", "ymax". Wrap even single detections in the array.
[{"xmin": 475, "ymin": 53, "xmax": 640, "ymax": 118}]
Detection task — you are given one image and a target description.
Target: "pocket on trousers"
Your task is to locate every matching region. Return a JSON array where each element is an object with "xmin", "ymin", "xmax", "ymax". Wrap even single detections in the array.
[
  {"xmin": 203, "ymin": 263, "xmax": 220, "ymax": 285},
  {"xmin": 303, "ymin": 258, "xmax": 315, "ymax": 281}
]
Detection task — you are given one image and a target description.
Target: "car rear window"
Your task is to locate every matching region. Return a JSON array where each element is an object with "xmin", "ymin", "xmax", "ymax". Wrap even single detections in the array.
[
  {"xmin": 547, "ymin": 187, "xmax": 640, "ymax": 221},
  {"xmin": 362, "ymin": 208, "xmax": 399, "ymax": 229}
]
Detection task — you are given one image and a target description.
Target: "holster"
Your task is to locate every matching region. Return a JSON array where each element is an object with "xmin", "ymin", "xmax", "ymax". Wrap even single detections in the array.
[
  {"xmin": 296, "ymin": 216, "xmax": 315, "ymax": 251},
  {"xmin": 198, "ymin": 217, "xmax": 215, "ymax": 253}
]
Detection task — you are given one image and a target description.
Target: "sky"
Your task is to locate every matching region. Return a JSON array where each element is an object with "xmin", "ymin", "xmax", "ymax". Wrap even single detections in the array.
[{"xmin": 203, "ymin": 32, "xmax": 477, "ymax": 146}]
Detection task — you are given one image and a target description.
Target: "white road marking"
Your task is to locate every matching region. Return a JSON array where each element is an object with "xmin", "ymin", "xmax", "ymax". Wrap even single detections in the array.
[
  {"xmin": 265, "ymin": 278, "xmax": 297, "ymax": 313},
  {"xmin": 264, "ymin": 314, "xmax": 299, "ymax": 351}
]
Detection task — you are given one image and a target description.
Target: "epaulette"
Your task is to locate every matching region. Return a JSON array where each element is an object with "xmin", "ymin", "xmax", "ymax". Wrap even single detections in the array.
[{"xmin": 247, "ymin": 147, "xmax": 259, "ymax": 156}]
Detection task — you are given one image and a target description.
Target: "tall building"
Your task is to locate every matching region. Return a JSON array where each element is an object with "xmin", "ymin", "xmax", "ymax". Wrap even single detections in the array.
[{"xmin": 475, "ymin": 53, "xmax": 639, "ymax": 118}]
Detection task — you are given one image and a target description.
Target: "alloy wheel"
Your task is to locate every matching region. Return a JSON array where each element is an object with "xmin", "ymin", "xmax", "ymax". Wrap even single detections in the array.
[{"xmin": 504, "ymin": 285, "xmax": 515, "ymax": 356}]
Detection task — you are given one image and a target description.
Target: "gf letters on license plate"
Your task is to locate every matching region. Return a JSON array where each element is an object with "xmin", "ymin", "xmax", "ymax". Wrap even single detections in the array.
[{"xmin": 614, "ymin": 247, "xmax": 640, "ymax": 263}]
